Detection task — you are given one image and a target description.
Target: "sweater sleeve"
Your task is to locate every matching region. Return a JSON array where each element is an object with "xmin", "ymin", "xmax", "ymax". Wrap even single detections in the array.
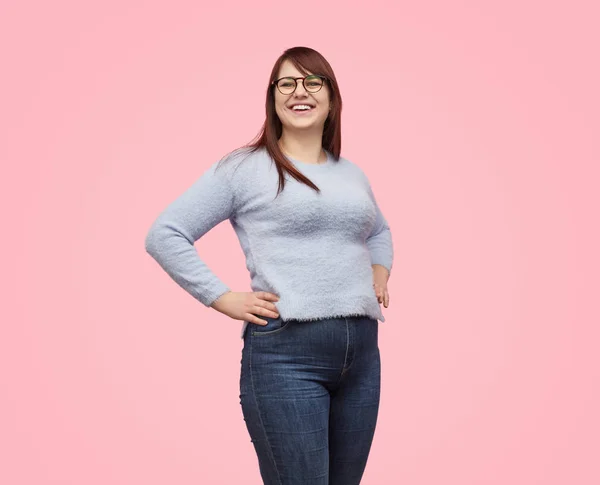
[
  {"xmin": 363, "ymin": 176, "xmax": 394, "ymax": 276},
  {"xmin": 144, "ymin": 160, "xmax": 237, "ymax": 307}
]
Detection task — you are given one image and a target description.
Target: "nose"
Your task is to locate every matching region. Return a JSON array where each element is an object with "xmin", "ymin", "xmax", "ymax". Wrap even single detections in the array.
[{"xmin": 293, "ymin": 79, "xmax": 309, "ymax": 96}]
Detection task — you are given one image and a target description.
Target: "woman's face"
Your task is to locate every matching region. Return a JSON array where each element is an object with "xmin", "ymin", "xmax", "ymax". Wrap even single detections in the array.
[{"xmin": 273, "ymin": 59, "xmax": 331, "ymax": 132}]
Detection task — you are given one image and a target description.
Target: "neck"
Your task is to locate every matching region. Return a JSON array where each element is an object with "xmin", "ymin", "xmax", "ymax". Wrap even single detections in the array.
[{"xmin": 278, "ymin": 131, "xmax": 326, "ymax": 164}]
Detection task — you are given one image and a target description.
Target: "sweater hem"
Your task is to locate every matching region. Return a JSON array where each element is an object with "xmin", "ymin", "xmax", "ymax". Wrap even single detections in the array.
[
  {"xmin": 240, "ymin": 307, "xmax": 385, "ymax": 339},
  {"xmin": 284, "ymin": 311, "xmax": 375, "ymax": 322}
]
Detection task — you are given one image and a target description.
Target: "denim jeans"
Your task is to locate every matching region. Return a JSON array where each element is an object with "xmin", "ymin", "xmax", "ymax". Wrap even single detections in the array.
[{"xmin": 239, "ymin": 315, "xmax": 381, "ymax": 484}]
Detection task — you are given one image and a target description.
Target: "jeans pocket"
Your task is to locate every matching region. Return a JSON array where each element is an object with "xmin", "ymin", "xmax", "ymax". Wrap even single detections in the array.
[{"xmin": 250, "ymin": 315, "xmax": 292, "ymax": 336}]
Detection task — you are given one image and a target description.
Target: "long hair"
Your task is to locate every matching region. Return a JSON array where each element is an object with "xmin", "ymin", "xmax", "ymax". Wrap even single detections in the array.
[{"xmin": 217, "ymin": 46, "xmax": 343, "ymax": 196}]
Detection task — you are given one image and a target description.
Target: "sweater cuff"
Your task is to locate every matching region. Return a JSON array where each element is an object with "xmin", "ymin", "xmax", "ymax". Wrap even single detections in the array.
[{"xmin": 199, "ymin": 283, "xmax": 231, "ymax": 307}]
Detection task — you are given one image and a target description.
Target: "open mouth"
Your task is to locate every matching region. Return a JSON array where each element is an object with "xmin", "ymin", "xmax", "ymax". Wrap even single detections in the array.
[{"xmin": 288, "ymin": 104, "xmax": 316, "ymax": 115}]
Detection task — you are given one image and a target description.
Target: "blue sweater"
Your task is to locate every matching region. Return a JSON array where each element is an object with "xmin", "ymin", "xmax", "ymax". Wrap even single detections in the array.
[{"xmin": 145, "ymin": 146, "xmax": 394, "ymax": 338}]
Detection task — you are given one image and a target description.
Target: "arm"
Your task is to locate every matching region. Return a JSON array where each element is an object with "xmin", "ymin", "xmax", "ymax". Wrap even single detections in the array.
[
  {"xmin": 367, "ymin": 184, "xmax": 393, "ymax": 307},
  {"xmin": 144, "ymin": 160, "xmax": 236, "ymax": 307},
  {"xmin": 365, "ymin": 181, "xmax": 394, "ymax": 278}
]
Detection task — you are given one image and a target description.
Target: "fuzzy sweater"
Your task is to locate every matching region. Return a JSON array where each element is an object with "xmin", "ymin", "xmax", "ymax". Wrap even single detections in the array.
[{"xmin": 144, "ymin": 146, "xmax": 394, "ymax": 338}]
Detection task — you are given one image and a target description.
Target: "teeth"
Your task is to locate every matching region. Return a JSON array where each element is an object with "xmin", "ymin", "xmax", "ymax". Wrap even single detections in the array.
[{"xmin": 292, "ymin": 105, "xmax": 312, "ymax": 111}]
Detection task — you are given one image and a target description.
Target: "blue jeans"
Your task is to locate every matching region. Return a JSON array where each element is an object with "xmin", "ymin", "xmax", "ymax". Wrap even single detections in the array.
[{"xmin": 239, "ymin": 315, "xmax": 381, "ymax": 484}]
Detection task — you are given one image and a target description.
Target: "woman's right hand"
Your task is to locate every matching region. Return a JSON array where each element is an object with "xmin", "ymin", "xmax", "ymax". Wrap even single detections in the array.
[{"xmin": 210, "ymin": 291, "xmax": 280, "ymax": 325}]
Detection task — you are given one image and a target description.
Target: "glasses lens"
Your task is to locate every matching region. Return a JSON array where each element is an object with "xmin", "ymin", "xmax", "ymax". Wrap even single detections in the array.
[
  {"xmin": 304, "ymin": 75, "xmax": 324, "ymax": 92},
  {"xmin": 277, "ymin": 78, "xmax": 297, "ymax": 94}
]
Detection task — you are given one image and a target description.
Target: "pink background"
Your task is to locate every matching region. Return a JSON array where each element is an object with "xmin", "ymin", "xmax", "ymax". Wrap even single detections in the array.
[{"xmin": 2, "ymin": 1, "xmax": 598, "ymax": 484}]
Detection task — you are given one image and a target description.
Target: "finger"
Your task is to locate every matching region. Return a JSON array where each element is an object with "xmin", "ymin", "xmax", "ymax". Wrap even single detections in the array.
[
  {"xmin": 247, "ymin": 313, "xmax": 268, "ymax": 326},
  {"xmin": 253, "ymin": 298, "xmax": 280, "ymax": 316},
  {"xmin": 258, "ymin": 291, "xmax": 280, "ymax": 302},
  {"xmin": 252, "ymin": 304, "xmax": 279, "ymax": 319},
  {"xmin": 384, "ymin": 291, "xmax": 389, "ymax": 308}
]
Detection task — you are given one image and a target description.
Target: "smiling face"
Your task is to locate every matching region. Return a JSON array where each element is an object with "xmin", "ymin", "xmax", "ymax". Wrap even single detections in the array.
[{"xmin": 274, "ymin": 59, "xmax": 331, "ymax": 133}]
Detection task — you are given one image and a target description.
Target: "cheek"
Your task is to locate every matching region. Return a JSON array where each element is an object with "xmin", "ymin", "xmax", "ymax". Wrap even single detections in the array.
[
  {"xmin": 275, "ymin": 100, "xmax": 288, "ymax": 115},
  {"xmin": 316, "ymin": 95, "xmax": 330, "ymax": 111},
  {"xmin": 318, "ymin": 88, "xmax": 330, "ymax": 103}
]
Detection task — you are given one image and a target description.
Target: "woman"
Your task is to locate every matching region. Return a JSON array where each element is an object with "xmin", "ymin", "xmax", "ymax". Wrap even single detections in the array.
[{"xmin": 145, "ymin": 46, "xmax": 393, "ymax": 484}]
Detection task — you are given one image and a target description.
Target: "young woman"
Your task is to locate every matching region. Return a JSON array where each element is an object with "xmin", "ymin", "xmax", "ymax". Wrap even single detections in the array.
[{"xmin": 145, "ymin": 46, "xmax": 393, "ymax": 484}]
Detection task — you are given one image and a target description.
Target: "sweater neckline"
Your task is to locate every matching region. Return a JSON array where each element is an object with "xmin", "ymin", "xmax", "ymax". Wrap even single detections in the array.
[{"xmin": 287, "ymin": 149, "xmax": 333, "ymax": 168}]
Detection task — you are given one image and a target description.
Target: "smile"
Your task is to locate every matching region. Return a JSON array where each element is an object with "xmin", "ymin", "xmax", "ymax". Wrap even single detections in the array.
[{"xmin": 288, "ymin": 105, "xmax": 316, "ymax": 115}]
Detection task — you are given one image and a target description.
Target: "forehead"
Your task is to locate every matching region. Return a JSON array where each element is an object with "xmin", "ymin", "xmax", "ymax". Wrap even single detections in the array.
[{"xmin": 277, "ymin": 59, "xmax": 313, "ymax": 78}]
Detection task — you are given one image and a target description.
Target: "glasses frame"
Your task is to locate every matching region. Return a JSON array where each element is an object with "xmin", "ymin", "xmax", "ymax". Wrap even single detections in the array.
[{"xmin": 272, "ymin": 75, "xmax": 328, "ymax": 95}]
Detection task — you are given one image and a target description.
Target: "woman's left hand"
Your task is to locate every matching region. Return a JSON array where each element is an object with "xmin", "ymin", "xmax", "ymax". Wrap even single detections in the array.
[{"xmin": 372, "ymin": 264, "xmax": 390, "ymax": 308}]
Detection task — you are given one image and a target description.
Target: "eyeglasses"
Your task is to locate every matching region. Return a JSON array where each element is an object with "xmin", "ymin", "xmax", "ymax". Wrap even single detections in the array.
[{"xmin": 272, "ymin": 75, "xmax": 327, "ymax": 95}]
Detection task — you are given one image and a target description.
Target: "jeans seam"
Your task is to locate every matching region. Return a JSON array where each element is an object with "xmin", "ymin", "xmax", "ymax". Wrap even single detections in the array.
[
  {"xmin": 249, "ymin": 338, "xmax": 283, "ymax": 484},
  {"xmin": 334, "ymin": 318, "xmax": 351, "ymax": 387}
]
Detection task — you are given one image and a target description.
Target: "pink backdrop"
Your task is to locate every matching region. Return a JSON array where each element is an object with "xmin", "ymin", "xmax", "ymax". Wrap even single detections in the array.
[{"xmin": 2, "ymin": 1, "xmax": 598, "ymax": 484}]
